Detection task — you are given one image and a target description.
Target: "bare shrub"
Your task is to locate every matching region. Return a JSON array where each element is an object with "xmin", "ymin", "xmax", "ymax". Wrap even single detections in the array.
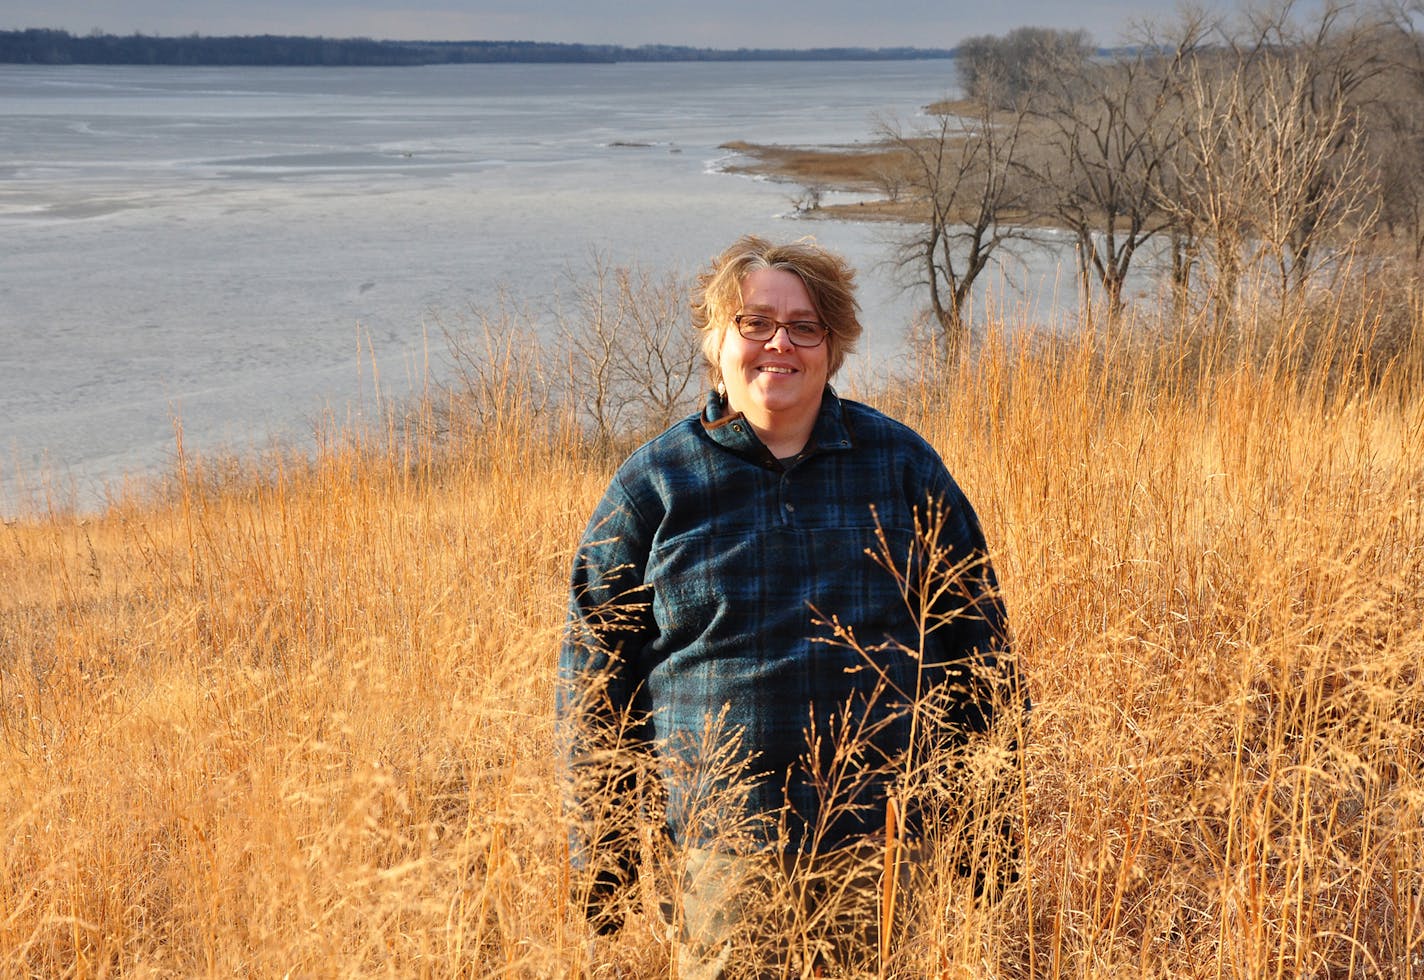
[
  {"xmin": 432, "ymin": 292, "xmax": 556, "ymax": 442},
  {"xmin": 436, "ymin": 257, "xmax": 699, "ymax": 456},
  {"xmin": 551, "ymin": 256, "xmax": 699, "ymax": 451}
]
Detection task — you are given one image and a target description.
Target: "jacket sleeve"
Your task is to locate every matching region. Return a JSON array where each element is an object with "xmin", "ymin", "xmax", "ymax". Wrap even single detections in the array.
[
  {"xmin": 924, "ymin": 476, "xmax": 1020, "ymax": 737},
  {"xmin": 557, "ymin": 476, "xmax": 660, "ymax": 931}
]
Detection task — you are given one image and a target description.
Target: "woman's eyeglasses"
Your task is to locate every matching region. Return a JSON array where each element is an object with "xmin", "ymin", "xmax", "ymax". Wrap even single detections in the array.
[{"xmin": 732, "ymin": 313, "xmax": 828, "ymax": 348}]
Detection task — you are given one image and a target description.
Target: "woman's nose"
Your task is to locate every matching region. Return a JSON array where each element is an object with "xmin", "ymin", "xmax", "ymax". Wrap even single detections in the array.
[{"xmin": 764, "ymin": 326, "xmax": 795, "ymax": 351}]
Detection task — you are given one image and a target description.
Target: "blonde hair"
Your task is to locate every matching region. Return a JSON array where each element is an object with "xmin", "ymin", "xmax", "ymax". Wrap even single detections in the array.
[{"xmin": 691, "ymin": 235, "xmax": 863, "ymax": 381}]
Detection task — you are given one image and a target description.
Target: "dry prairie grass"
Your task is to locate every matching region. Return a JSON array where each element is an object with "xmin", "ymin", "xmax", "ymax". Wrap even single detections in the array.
[{"xmin": 2, "ymin": 301, "xmax": 1421, "ymax": 977}]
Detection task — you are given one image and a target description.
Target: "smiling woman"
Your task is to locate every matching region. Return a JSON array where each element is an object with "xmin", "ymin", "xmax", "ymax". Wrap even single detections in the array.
[
  {"xmin": 559, "ymin": 234, "xmax": 1028, "ymax": 977},
  {"xmin": 696, "ymin": 236, "xmax": 863, "ymax": 456},
  {"xmin": 720, "ymin": 267, "xmax": 832, "ymax": 455}
]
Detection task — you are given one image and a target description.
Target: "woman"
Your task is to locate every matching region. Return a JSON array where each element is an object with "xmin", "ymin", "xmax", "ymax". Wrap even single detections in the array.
[{"xmin": 560, "ymin": 235, "xmax": 1023, "ymax": 975}]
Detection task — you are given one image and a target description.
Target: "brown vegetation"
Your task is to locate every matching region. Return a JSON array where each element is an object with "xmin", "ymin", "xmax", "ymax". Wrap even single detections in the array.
[
  {"xmin": 732, "ymin": 1, "xmax": 1424, "ymax": 354},
  {"xmin": 718, "ymin": 140, "xmax": 900, "ymax": 195},
  {"xmin": 717, "ymin": 139, "xmax": 924, "ymax": 221},
  {"xmin": 3, "ymin": 280, "xmax": 1421, "ymax": 974}
]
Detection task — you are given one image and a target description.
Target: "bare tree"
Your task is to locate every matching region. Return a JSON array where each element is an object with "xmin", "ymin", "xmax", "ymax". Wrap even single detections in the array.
[
  {"xmin": 1372, "ymin": 0, "xmax": 1424, "ymax": 262},
  {"xmin": 1163, "ymin": 1, "xmax": 1388, "ymax": 322},
  {"xmin": 1161, "ymin": 50, "xmax": 1255, "ymax": 323},
  {"xmin": 1372, "ymin": 85, "xmax": 1424, "ymax": 263},
  {"xmin": 1248, "ymin": 2, "xmax": 1386, "ymax": 293},
  {"xmin": 1024, "ymin": 21, "xmax": 1209, "ymax": 322},
  {"xmin": 879, "ymin": 84, "xmax": 1033, "ymax": 354},
  {"xmin": 956, "ymin": 27, "xmax": 1093, "ymax": 109}
]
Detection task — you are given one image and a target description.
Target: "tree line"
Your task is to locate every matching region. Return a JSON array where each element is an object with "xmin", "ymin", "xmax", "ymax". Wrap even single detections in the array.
[
  {"xmin": 880, "ymin": 1, "xmax": 1424, "ymax": 353},
  {"xmin": 0, "ymin": 29, "xmax": 955, "ymax": 66}
]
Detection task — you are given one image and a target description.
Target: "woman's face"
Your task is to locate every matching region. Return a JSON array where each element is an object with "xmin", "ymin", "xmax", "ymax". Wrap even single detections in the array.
[{"xmin": 718, "ymin": 267, "xmax": 829, "ymax": 424}]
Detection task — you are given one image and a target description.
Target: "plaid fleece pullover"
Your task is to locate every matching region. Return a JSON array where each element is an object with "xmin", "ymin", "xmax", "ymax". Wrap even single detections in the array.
[{"xmin": 561, "ymin": 388, "xmax": 1018, "ymax": 857}]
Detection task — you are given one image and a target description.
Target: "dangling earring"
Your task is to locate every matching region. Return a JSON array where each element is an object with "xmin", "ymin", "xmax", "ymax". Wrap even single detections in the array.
[{"xmin": 716, "ymin": 379, "xmax": 726, "ymax": 397}]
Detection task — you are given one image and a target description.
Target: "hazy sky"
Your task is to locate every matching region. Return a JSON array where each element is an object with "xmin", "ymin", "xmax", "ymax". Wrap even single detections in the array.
[{"xmin": 4, "ymin": 0, "xmax": 1246, "ymax": 50}]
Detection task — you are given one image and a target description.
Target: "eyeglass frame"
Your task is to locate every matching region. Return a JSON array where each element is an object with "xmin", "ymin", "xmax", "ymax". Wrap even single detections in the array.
[{"xmin": 731, "ymin": 312, "xmax": 830, "ymax": 348}]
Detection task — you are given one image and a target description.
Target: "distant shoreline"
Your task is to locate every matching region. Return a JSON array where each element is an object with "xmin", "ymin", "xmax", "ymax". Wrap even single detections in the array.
[
  {"xmin": 718, "ymin": 140, "xmax": 914, "ymax": 223},
  {"xmin": 0, "ymin": 29, "xmax": 957, "ymax": 67}
]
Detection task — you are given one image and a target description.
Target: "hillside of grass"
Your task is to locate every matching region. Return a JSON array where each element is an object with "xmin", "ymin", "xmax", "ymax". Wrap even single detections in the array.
[{"xmin": 2, "ymin": 298, "xmax": 1421, "ymax": 976}]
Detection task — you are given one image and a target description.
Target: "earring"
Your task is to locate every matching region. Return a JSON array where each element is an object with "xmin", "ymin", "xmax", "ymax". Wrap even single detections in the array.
[{"xmin": 716, "ymin": 380, "xmax": 726, "ymax": 397}]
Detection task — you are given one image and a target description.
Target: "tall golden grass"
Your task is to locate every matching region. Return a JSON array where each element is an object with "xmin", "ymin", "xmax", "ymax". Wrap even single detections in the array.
[{"xmin": 2, "ymin": 295, "xmax": 1421, "ymax": 977}]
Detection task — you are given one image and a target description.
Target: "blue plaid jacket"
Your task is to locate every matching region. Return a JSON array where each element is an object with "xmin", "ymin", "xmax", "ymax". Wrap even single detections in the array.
[{"xmin": 561, "ymin": 388, "xmax": 1017, "ymax": 858}]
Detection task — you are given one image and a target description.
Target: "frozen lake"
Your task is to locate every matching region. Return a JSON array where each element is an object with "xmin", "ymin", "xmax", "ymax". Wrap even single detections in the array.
[{"xmin": 1, "ymin": 60, "xmax": 984, "ymax": 513}]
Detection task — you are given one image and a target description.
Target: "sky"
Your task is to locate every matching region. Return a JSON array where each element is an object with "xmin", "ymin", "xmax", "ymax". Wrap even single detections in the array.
[{"xmin": 3, "ymin": 0, "xmax": 1247, "ymax": 50}]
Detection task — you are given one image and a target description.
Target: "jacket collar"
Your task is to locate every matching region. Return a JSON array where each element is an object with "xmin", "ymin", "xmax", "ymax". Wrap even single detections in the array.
[{"xmin": 700, "ymin": 386, "xmax": 856, "ymax": 468}]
